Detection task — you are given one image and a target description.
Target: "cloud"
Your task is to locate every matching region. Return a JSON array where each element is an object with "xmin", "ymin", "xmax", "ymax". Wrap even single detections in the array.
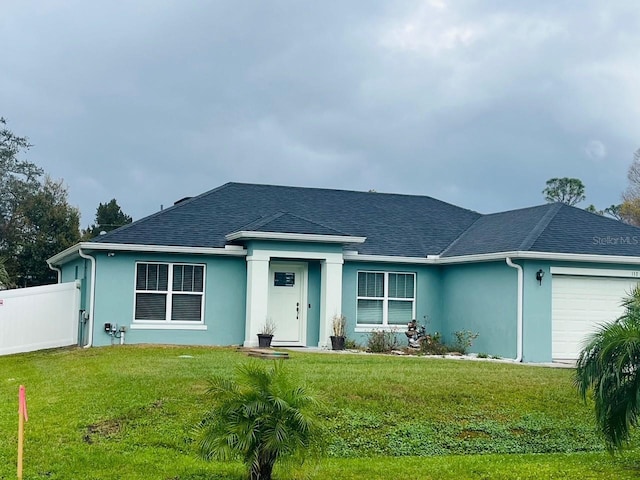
[
  {"xmin": 585, "ymin": 140, "xmax": 607, "ymax": 161},
  {"xmin": 1, "ymin": 1, "xmax": 639, "ymax": 223}
]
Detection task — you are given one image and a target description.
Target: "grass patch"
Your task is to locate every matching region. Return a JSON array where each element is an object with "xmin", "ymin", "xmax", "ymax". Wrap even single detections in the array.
[{"xmin": 0, "ymin": 345, "xmax": 638, "ymax": 479}]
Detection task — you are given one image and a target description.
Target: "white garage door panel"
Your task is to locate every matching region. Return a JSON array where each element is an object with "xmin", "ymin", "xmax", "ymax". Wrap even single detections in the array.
[{"xmin": 552, "ymin": 275, "xmax": 639, "ymax": 360}]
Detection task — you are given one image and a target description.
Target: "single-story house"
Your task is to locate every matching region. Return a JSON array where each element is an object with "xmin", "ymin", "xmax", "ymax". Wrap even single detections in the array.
[{"xmin": 47, "ymin": 182, "xmax": 640, "ymax": 362}]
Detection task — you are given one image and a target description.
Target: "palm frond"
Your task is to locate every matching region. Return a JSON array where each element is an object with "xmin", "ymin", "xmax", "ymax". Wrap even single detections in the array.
[
  {"xmin": 575, "ymin": 286, "xmax": 640, "ymax": 450},
  {"xmin": 196, "ymin": 359, "xmax": 318, "ymax": 479}
]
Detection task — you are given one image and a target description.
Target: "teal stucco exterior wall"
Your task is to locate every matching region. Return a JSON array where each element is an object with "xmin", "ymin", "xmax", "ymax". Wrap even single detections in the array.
[
  {"xmin": 341, "ymin": 262, "xmax": 442, "ymax": 347},
  {"xmin": 440, "ymin": 261, "xmax": 518, "ymax": 358},
  {"xmin": 87, "ymin": 251, "xmax": 247, "ymax": 347},
  {"xmin": 57, "ymin": 241, "xmax": 640, "ymax": 362},
  {"xmin": 60, "ymin": 257, "xmax": 90, "ymax": 345},
  {"xmin": 520, "ymin": 260, "xmax": 552, "ymax": 362}
]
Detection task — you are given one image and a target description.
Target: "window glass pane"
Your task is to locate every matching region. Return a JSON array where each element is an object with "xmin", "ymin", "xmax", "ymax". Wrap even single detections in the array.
[
  {"xmin": 136, "ymin": 264, "xmax": 146, "ymax": 290},
  {"xmin": 183, "ymin": 265, "xmax": 194, "ymax": 291},
  {"xmin": 388, "ymin": 274, "xmax": 398, "ymax": 297},
  {"xmin": 171, "ymin": 294, "xmax": 202, "ymax": 321},
  {"xmin": 388, "ymin": 300, "xmax": 413, "ymax": 324},
  {"xmin": 147, "ymin": 264, "xmax": 158, "ymax": 290},
  {"xmin": 389, "ymin": 273, "xmax": 414, "ymax": 298},
  {"xmin": 193, "ymin": 266, "xmax": 204, "ymax": 292},
  {"xmin": 358, "ymin": 272, "xmax": 384, "ymax": 297},
  {"xmin": 357, "ymin": 299, "xmax": 383, "ymax": 324},
  {"xmin": 173, "ymin": 265, "xmax": 203, "ymax": 292},
  {"xmin": 157, "ymin": 264, "xmax": 168, "ymax": 291},
  {"xmin": 173, "ymin": 265, "xmax": 184, "ymax": 291},
  {"xmin": 135, "ymin": 293, "xmax": 167, "ymax": 320}
]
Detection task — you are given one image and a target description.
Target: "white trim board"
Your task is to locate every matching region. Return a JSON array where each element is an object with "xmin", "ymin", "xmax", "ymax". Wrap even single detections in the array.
[
  {"xmin": 550, "ymin": 266, "xmax": 640, "ymax": 278},
  {"xmin": 48, "ymin": 242, "xmax": 247, "ymax": 264},
  {"xmin": 129, "ymin": 324, "xmax": 208, "ymax": 331},
  {"xmin": 226, "ymin": 231, "xmax": 366, "ymax": 244}
]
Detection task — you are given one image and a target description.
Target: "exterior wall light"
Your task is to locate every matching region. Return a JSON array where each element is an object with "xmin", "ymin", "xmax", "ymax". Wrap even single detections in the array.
[{"xmin": 536, "ymin": 269, "xmax": 544, "ymax": 285}]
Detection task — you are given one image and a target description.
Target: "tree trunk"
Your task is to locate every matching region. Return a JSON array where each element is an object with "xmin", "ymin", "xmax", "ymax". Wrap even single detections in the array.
[{"xmin": 249, "ymin": 454, "xmax": 276, "ymax": 480}]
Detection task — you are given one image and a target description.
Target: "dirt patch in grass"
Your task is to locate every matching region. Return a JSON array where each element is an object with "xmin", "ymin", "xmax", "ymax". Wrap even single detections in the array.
[
  {"xmin": 84, "ymin": 418, "xmax": 123, "ymax": 443},
  {"xmin": 83, "ymin": 398, "xmax": 167, "ymax": 443}
]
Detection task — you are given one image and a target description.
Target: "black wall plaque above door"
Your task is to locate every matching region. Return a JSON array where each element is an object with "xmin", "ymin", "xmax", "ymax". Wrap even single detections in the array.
[{"xmin": 274, "ymin": 272, "xmax": 295, "ymax": 287}]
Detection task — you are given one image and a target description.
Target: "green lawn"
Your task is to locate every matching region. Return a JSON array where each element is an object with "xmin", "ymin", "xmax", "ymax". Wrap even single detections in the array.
[{"xmin": 0, "ymin": 345, "xmax": 638, "ymax": 479}]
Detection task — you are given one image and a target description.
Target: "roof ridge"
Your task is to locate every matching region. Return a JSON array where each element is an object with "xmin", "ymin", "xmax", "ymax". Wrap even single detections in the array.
[
  {"xmin": 439, "ymin": 214, "xmax": 486, "ymax": 256},
  {"xmin": 237, "ymin": 211, "xmax": 286, "ymax": 231},
  {"xmin": 232, "ymin": 210, "xmax": 351, "ymax": 236},
  {"xmin": 281, "ymin": 212, "xmax": 352, "ymax": 236},
  {"xmin": 228, "ymin": 182, "xmax": 480, "ymax": 216},
  {"xmin": 518, "ymin": 203, "xmax": 563, "ymax": 250}
]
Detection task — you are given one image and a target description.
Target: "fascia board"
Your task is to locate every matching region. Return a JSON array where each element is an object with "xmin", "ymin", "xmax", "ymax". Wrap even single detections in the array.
[
  {"xmin": 344, "ymin": 251, "xmax": 640, "ymax": 265},
  {"xmin": 343, "ymin": 254, "xmax": 438, "ymax": 264},
  {"xmin": 440, "ymin": 251, "xmax": 640, "ymax": 264},
  {"xmin": 47, "ymin": 242, "xmax": 248, "ymax": 265},
  {"xmin": 49, "ymin": 244, "xmax": 640, "ymax": 267},
  {"xmin": 225, "ymin": 230, "xmax": 367, "ymax": 244}
]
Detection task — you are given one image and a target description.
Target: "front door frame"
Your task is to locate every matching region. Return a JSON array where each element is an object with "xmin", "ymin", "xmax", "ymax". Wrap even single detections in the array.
[
  {"xmin": 268, "ymin": 261, "xmax": 308, "ymax": 346},
  {"xmin": 244, "ymin": 247, "xmax": 344, "ymax": 348}
]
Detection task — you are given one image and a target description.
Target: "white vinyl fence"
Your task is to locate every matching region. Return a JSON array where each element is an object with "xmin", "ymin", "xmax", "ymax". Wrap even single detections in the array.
[{"xmin": 0, "ymin": 281, "xmax": 81, "ymax": 356}]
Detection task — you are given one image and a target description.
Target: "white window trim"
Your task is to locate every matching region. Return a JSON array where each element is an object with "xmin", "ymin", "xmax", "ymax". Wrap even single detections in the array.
[
  {"xmin": 356, "ymin": 271, "xmax": 416, "ymax": 329},
  {"xmin": 130, "ymin": 323, "xmax": 208, "ymax": 331},
  {"xmin": 133, "ymin": 262, "xmax": 206, "ymax": 327}
]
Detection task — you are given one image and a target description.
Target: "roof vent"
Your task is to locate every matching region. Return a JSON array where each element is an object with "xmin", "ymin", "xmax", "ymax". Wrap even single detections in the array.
[{"xmin": 174, "ymin": 196, "xmax": 192, "ymax": 206}]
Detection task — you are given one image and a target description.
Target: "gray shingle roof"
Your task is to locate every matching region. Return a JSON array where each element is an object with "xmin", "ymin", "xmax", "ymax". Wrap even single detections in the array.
[
  {"xmin": 234, "ymin": 212, "xmax": 350, "ymax": 236},
  {"xmin": 91, "ymin": 182, "xmax": 480, "ymax": 257},
  {"xmin": 91, "ymin": 182, "xmax": 640, "ymax": 258},
  {"xmin": 441, "ymin": 204, "xmax": 563, "ymax": 256},
  {"xmin": 531, "ymin": 205, "xmax": 640, "ymax": 256},
  {"xmin": 442, "ymin": 202, "xmax": 640, "ymax": 257}
]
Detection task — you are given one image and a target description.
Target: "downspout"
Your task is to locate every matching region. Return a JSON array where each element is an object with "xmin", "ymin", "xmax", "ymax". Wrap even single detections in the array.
[
  {"xmin": 47, "ymin": 262, "xmax": 62, "ymax": 283},
  {"xmin": 78, "ymin": 249, "xmax": 96, "ymax": 348},
  {"xmin": 505, "ymin": 257, "xmax": 523, "ymax": 363}
]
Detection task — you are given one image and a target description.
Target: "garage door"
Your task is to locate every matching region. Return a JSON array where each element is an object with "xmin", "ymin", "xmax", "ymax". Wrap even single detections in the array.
[{"xmin": 552, "ymin": 275, "xmax": 639, "ymax": 360}]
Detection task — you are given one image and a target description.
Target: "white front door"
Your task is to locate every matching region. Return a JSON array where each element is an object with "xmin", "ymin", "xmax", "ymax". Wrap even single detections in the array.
[{"xmin": 268, "ymin": 262, "xmax": 307, "ymax": 346}]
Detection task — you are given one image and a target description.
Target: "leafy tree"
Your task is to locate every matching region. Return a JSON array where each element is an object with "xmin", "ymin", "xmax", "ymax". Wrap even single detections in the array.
[
  {"xmin": 0, "ymin": 117, "xmax": 40, "ymax": 252},
  {"xmin": 585, "ymin": 205, "xmax": 602, "ymax": 215},
  {"xmin": 196, "ymin": 360, "xmax": 318, "ymax": 480},
  {"xmin": 603, "ymin": 204, "xmax": 623, "ymax": 221},
  {"xmin": 0, "ymin": 117, "xmax": 80, "ymax": 287},
  {"xmin": 0, "ymin": 257, "xmax": 9, "ymax": 288},
  {"xmin": 587, "ymin": 204, "xmax": 624, "ymax": 220},
  {"xmin": 12, "ymin": 177, "xmax": 80, "ymax": 286},
  {"xmin": 543, "ymin": 177, "xmax": 586, "ymax": 206},
  {"xmin": 83, "ymin": 199, "xmax": 132, "ymax": 239},
  {"xmin": 575, "ymin": 285, "xmax": 640, "ymax": 451},
  {"xmin": 620, "ymin": 149, "xmax": 640, "ymax": 225}
]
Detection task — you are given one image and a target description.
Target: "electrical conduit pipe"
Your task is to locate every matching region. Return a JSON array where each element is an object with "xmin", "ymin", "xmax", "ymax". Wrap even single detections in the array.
[
  {"xmin": 78, "ymin": 249, "xmax": 96, "ymax": 348},
  {"xmin": 505, "ymin": 257, "xmax": 523, "ymax": 362}
]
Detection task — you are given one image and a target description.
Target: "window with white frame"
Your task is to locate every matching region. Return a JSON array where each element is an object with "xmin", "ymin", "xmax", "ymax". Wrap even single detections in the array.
[
  {"xmin": 356, "ymin": 271, "xmax": 415, "ymax": 326},
  {"xmin": 134, "ymin": 263, "xmax": 205, "ymax": 323}
]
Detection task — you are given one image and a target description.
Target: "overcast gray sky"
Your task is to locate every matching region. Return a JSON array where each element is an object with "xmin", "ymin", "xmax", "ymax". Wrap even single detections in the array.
[{"xmin": 2, "ymin": 1, "xmax": 639, "ymax": 226}]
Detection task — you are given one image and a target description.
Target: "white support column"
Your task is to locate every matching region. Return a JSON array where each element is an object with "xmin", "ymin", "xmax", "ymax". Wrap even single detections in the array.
[
  {"xmin": 319, "ymin": 258, "xmax": 344, "ymax": 348},
  {"xmin": 244, "ymin": 255, "xmax": 270, "ymax": 347}
]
